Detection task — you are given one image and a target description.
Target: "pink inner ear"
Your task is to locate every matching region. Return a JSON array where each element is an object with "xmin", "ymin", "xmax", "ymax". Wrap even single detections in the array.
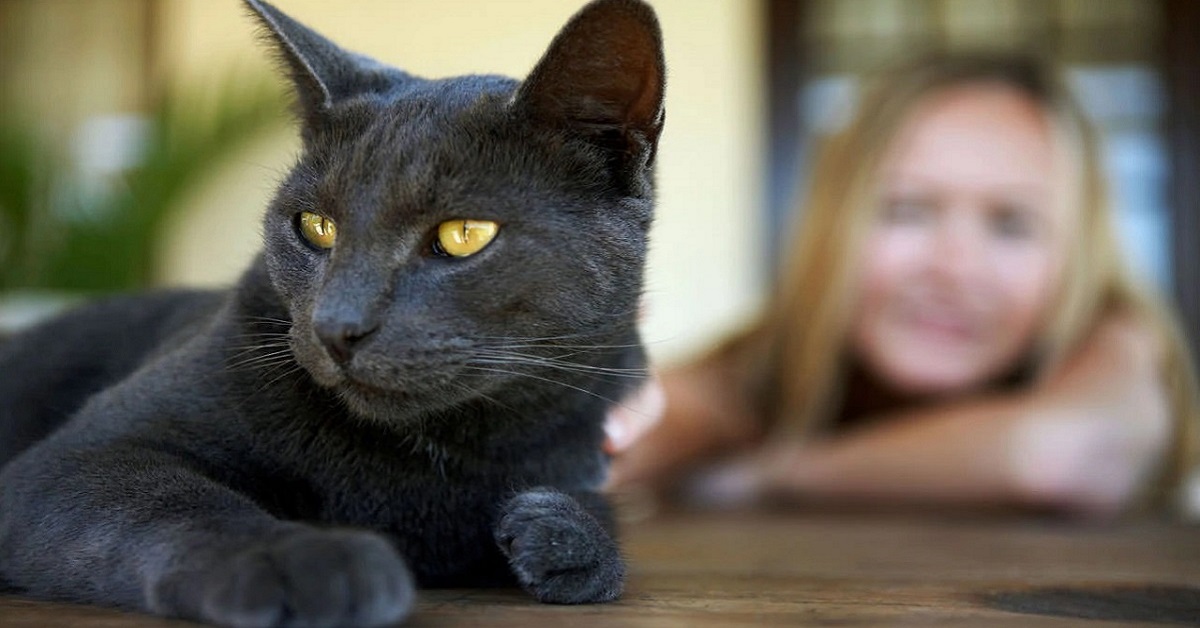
[
  {"xmin": 628, "ymin": 59, "xmax": 663, "ymax": 126},
  {"xmin": 517, "ymin": 0, "xmax": 664, "ymax": 132}
]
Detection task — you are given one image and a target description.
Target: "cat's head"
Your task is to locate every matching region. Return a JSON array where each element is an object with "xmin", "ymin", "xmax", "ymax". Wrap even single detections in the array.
[{"xmin": 244, "ymin": 0, "xmax": 664, "ymax": 421}]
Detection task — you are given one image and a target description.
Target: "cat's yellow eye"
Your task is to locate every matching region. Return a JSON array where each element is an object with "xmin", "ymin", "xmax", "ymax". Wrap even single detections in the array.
[
  {"xmin": 436, "ymin": 219, "xmax": 499, "ymax": 257},
  {"xmin": 298, "ymin": 212, "xmax": 337, "ymax": 249}
]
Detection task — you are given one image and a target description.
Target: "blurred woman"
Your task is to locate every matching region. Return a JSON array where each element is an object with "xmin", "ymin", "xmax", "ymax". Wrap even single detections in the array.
[{"xmin": 607, "ymin": 53, "xmax": 1200, "ymax": 517}]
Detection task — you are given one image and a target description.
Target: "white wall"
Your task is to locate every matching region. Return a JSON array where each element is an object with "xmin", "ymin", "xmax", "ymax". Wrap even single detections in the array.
[{"xmin": 157, "ymin": 0, "xmax": 765, "ymax": 364}]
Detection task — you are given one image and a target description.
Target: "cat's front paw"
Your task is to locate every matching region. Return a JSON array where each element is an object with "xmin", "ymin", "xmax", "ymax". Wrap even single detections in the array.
[
  {"xmin": 196, "ymin": 529, "xmax": 414, "ymax": 628},
  {"xmin": 494, "ymin": 488, "xmax": 624, "ymax": 604}
]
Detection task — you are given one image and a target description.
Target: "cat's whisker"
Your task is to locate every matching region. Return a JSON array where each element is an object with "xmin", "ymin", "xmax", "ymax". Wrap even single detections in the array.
[
  {"xmin": 251, "ymin": 363, "xmax": 306, "ymax": 397},
  {"xmin": 472, "ymin": 322, "xmax": 639, "ymax": 345},
  {"xmin": 475, "ymin": 333, "xmax": 601, "ymax": 344},
  {"xmin": 230, "ymin": 321, "xmax": 292, "ymax": 329},
  {"xmin": 237, "ymin": 315, "xmax": 294, "ymax": 326},
  {"xmin": 480, "ymin": 332, "xmax": 671, "ymax": 349},
  {"xmin": 476, "ymin": 344, "xmax": 645, "ymax": 363},
  {"xmin": 224, "ymin": 340, "xmax": 293, "ymax": 352},
  {"xmin": 224, "ymin": 338, "xmax": 292, "ymax": 348},
  {"xmin": 468, "ymin": 350, "xmax": 648, "ymax": 376},
  {"xmin": 224, "ymin": 345, "xmax": 294, "ymax": 364},
  {"xmin": 470, "ymin": 352, "xmax": 648, "ymax": 375},
  {"xmin": 228, "ymin": 361, "xmax": 294, "ymax": 378},
  {"xmin": 472, "ymin": 346, "xmax": 644, "ymax": 363},
  {"xmin": 474, "ymin": 326, "xmax": 619, "ymax": 340},
  {"xmin": 477, "ymin": 330, "xmax": 636, "ymax": 345},
  {"xmin": 225, "ymin": 336, "xmax": 291, "ymax": 343},
  {"xmin": 226, "ymin": 352, "xmax": 296, "ymax": 372},
  {"xmin": 227, "ymin": 350, "xmax": 291, "ymax": 364},
  {"xmin": 461, "ymin": 365, "xmax": 654, "ymax": 420},
  {"xmin": 224, "ymin": 348, "xmax": 291, "ymax": 362},
  {"xmin": 462, "ymin": 364, "xmax": 623, "ymax": 405},
  {"xmin": 468, "ymin": 360, "xmax": 647, "ymax": 383},
  {"xmin": 445, "ymin": 380, "xmax": 523, "ymax": 416},
  {"xmin": 224, "ymin": 333, "xmax": 292, "ymax": 341},
  {"xmin": 467, "ymin": 363, "xmax": 635, "ymax": 387},
  {"xmin": 222, "ymin": 339, "xmax": 294, "ymax": 352},
  {"xmin": 476, "ymin": 345, "xmax": 635, "ymax": 362},
  {"xmin": 477, "ymin": 335, "xmax": 647, "ymax": 348}
]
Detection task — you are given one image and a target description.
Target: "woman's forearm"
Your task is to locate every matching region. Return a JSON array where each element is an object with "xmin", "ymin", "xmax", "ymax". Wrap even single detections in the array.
[
  {"xmin": 765, "ymin": 314, "xmax": 1172, "ymax": 515},
  {"xmin": 611, "ymin": 313, "xmax": 1172, "ymax": 516}
]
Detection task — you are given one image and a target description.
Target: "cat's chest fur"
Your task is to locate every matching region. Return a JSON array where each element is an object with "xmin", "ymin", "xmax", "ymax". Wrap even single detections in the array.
[
  {"xmin": 253, "ymin": 403, "xmax": 606, "ymax": 522},
  {"xmin": 215, "ymin": 372, "xmax": 609, "ymax": 578}
]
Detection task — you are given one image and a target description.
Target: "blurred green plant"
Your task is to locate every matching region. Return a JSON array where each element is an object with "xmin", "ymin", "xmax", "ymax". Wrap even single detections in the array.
[{"xmin": 0, "ymin": 79, "xmax": 289, "ymax": 293}]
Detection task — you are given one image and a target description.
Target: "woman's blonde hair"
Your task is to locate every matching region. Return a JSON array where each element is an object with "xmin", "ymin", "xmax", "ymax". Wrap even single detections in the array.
[{"xmin": 722, "ymin": 53, "xmax": 1199, "ymax": 510}]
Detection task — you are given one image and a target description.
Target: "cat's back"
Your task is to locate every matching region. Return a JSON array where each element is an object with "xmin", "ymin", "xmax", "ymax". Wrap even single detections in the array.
[{"xmin": 0, "ymin": 290, "xmax": 226, "ymax": 468}]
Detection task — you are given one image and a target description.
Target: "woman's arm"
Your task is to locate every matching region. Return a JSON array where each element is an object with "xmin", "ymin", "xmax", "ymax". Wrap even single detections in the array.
[{"xmin": 689, "ymin": 312, "xmax": 1173, "ymax": 516}]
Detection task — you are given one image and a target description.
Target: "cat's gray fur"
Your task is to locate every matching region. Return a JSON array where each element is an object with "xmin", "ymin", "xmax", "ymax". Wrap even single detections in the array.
[{"xmin": 0, "ymin": 1, "xmax": 664, "ymax": 626}]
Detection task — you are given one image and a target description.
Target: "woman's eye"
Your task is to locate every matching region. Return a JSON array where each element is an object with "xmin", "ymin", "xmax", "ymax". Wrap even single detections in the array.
[
  {"xmin": 882, "ymin": 197, "xmax": 934, "ymax": 224},
  {"xmin": 297, "ymin": 212, "xmax": 337, "ymax": 249},
  {"xmin": 434, "ymin": 219, "xmax": 500, "ymax": 258},
  {"xmin": 991, "ymin": 206, "xmax": 1038, "ymax": 240}
]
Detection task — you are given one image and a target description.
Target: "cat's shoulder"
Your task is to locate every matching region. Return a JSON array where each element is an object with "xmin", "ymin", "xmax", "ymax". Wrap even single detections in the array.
[
  {"xmin": 0, "ymin": 289, "xmax": 231, "ymax": 467},
  {"xmin": 1, "ymin": 289, "xmax": 227, "ymax": 359}
]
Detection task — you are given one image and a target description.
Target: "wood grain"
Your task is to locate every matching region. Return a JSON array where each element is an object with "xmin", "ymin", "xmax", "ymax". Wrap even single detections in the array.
[{"xmin": 3, "ymin": 512, "xmax": 1198, "ymax": 627}]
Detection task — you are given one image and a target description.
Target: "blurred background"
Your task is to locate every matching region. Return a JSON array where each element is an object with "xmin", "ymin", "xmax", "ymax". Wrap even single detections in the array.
[{"xmin": 0, "ymin": 0, "xmax": 1196, "ymax": 365}]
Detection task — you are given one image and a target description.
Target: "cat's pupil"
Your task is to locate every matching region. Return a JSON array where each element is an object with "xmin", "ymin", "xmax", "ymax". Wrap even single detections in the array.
[
  {"xmin": 431, "ymin": 236, "xmax": 449, "ymax": 257},
  {"xmin": 435, "ymin": 219, "xmax": 499, "ymax": 257}
]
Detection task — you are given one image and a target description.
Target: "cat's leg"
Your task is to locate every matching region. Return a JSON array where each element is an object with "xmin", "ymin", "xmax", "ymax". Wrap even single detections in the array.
[
  {"xmin": 0, "ymin": 447, "xmax": 415, "ymax": 628},
  {"xmin": 493, "ymin": 487, "xmax": 624, "ymax": 604}
]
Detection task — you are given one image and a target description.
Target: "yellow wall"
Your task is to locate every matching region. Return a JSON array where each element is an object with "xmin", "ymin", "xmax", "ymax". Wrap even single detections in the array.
[
  {"xmin": 157, "ymin": 0, "xmax": 765, "ymax": 364},
  {"xmin": 1, "ymin": 0, "xmax": 149, "ymax": 146}
]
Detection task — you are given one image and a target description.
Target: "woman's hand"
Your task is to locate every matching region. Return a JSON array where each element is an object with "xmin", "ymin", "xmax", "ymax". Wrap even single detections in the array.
[
  {"xmin": 604, "ymin": 364, "xmax": 764, "ymax": 494},
  {"xmin": 603, "ymin": 375, "xmax": 666, "ymax": 455}
]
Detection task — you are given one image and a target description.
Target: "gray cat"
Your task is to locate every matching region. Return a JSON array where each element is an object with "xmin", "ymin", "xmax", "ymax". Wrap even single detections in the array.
[{"xmin": 0, "ymin": 0, "xmax": 664, "ymax": 626}]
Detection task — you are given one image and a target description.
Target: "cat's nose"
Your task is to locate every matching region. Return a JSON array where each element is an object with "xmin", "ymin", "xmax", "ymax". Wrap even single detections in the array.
[{"xmin": 314, "ymin": 319, "xmax": 378, "ymax": 364}]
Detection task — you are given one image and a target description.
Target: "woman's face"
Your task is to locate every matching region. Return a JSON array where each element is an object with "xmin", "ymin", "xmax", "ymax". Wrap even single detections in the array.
[{"xmin": 850, "ymin": 83, "xmax": 1071, "ymax": 397}]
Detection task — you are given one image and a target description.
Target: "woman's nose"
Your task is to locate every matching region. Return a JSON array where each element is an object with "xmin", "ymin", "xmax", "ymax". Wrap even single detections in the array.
[{"xmin": 927, "ymin": 212, "xmax": 984, "ymax": 282}]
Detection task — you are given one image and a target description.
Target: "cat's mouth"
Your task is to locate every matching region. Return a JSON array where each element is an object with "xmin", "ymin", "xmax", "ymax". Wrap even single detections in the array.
[
  {"xmin": 293, "ymin": 330, "xmax": 460, "ymax": 390},
  {"xmin": 289, "ymin": 329, "xmax": 487, "ymax": 419},
  {"xmin": 334, "ymin": 365, "xmax": 427, "ymax": 395},
  {"xmin": 323, "ymin": 358, "xmax": 475, "ymax": 420},
  {"xmin": 334, "ymin": 375, "xmax": 468, "ymax": 422}
]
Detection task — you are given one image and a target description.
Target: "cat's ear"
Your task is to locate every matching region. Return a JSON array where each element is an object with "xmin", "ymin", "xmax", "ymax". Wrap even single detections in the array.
[
  {"xmin": 244, "ymin": 0, "xmax": 401, "ymax": 128},
  {"xmin": 514, "ymin": 0, "xmax": 666, "ymax": 194}
]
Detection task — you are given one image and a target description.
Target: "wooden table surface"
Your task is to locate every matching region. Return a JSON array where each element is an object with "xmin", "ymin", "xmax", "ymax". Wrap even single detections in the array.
[{"xmin": 2, "ymin": 512, "xmax": 1198, "ymax": 627}]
